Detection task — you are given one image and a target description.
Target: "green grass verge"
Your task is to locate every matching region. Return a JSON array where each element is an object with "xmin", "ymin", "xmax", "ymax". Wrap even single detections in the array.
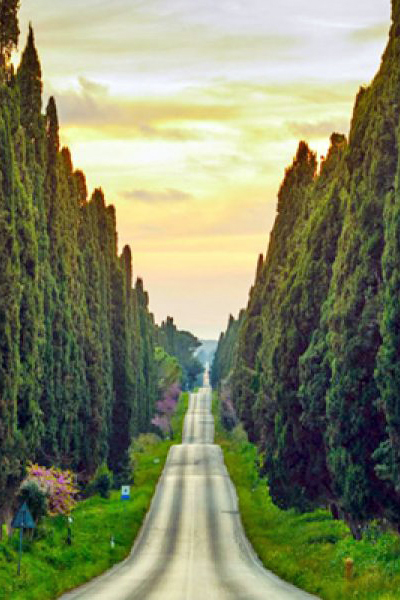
[
  {"xmin": 0, "ymin": 392, "xmax": 189, "ymax": 600},
  {"xmin": 213, "ymin": 392, "xmax": 400, "ymax": 600}
]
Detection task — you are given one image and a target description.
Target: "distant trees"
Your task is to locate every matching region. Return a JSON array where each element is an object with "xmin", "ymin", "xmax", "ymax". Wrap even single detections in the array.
[
  {"xmin": 211, "ymin": 311, "xmax": 244, "ymax": 389},
  {"xmin": 213, "ymin": 1, "xmax": 400, "ymax": 536},
  {"xmin": 157, "ymin": 317, "xmax": 203, "ymax": 389}
]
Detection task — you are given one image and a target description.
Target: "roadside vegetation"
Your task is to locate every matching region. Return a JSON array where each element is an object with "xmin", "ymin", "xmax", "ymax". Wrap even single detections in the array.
[
  {"xmin": 213, "ymin": 393, "xmax": 400, "ymax": 600},
  {"xmin": 0, "ymin": 393, "xmax": 188, "ymax": 600}
]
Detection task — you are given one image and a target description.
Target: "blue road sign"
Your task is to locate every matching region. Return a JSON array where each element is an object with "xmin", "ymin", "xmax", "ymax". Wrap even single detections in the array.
[
  {"xmin": 12, "ymin": 503, "xmax": 36, "ymax": 529},
  {"xmin": 12, "ymin": 503, "xmax": 36, "ymax": 576}
]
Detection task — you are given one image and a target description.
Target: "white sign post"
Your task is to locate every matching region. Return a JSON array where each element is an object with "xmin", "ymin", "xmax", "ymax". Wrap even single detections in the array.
[{"xmin": 121, "ymin": 485, "xmax": 130, "ymax": 500}]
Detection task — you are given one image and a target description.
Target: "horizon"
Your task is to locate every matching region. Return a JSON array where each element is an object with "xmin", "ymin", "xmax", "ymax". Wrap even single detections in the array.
[{"xmin": 16, "ymin": 0, "xmax": 391, "ymax": 339}]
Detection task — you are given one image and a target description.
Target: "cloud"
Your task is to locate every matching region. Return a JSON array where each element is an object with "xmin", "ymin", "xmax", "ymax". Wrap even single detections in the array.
[
  {"xmin": 30, "ymin": 0, "xmax": 301, "ymax": 63},
  {"xmin": 287, "ymin": 119, "xmax": 350, "ymax": 140},
  {"xmin": 121, "ymin": 188, "xmax": 193, "ymax": 204},
  {"xmin": 58, "ymin": 93, "xmax": 238, "ymax": 127},
  {"xmin": 134, "ymin": 123, "xmax": 202, "ymax": 141},
  {"xmin": 201, "ymin": 79, "xmax": 363, "ymax": 109},
  {"xmin": 78, "ymin": 76, "xmax": 108, "ymax": 96},
  {"xmin": 50, "ymin": 81, "xmax": 238, "ymax": 141},
  {"xmin": 351, "ymin": 22, "xmax": 389, "ymax": 43}
]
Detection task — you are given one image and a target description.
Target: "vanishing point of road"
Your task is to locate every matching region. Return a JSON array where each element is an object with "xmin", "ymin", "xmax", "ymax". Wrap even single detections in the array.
[{"xmin": 61, "ymin": 370, "xmax": 317, "ymax": 600}]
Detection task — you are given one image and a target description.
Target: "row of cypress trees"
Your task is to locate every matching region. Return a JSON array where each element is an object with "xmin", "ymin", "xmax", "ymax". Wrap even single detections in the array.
[
  {"xmin": 213, "ymin": 0, "xmax": 400, "ymax": 538},
  {"xmin": 0, "ymin": 17, "xmax": 157, "ymax": 526}
]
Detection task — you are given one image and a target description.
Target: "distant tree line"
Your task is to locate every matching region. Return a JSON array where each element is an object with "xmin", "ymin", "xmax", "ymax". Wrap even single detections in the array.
[
  {"xmin": 213, "ymin": 2, "xmax": 400, "ymax": 538},
  {"xmin": 156, "ymin": 317, "xmax": 203, "ymax": 390}
]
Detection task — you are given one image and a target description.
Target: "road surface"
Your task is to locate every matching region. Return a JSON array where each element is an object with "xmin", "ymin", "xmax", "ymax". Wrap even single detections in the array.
[{"xmin": 61, "ymin": 382, "xmax": 317, "ymax": 600}]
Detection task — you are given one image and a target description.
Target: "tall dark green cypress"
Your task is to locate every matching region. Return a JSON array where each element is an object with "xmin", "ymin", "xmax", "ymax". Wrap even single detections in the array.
[
  {"xmin": 108, "ymin": 244, "xmax": 135, "ymax": 474},
  {"xmin": 135, "ymin": 278, "xmax": 157, "ymax": 431},
  {"xmin": 0, "ymin": 0, "xmax": 19, "ymax": 73},
  {"xmin": 17, "ymin": 24, "xmax": 44, "ymax": 165},
  {"xmin": 0, "ymin": 88, "xmax": 22, "ymax": 532},
  {"xmin": 78, "ymin": 189, "xmax": 109, "ymax": 475}
]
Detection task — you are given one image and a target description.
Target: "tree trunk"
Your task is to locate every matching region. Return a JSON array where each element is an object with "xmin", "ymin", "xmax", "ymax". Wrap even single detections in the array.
[
  {"xmin": 329, "ymin": 502, "xmax": 340, "ymax": 521},
  {"xmin": 347, "ymin": 514, "xmax": 363, "ymax": 540}
]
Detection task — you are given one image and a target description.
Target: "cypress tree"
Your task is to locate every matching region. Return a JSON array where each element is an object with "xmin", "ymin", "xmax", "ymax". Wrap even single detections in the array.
[
  {"xmin": 0, "ymin": 94, "xmax": 22, "ymax": 530},
  {"xmin": 17, "ymin": 25, "xmax": 44, "ymax": 164},
  {"xmin": 136, "ymin": 278, "xmax": 157, "ymax": 430},
  {"xmin": 211, "ymin": 312, "xmax": 244, "ymax": 389},
  {"xmin": 108, "ymin": 244, "xmax": 135, "ymax": 475},
  {"xmin": 0, "ymin": 0, "xmax": 19, "ymax": 73}
]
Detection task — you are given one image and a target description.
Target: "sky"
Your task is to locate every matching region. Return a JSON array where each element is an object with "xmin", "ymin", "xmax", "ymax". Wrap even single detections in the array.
[{"xmin": 16, "ymin": 0, "xmax": 391, "ymax": 339}]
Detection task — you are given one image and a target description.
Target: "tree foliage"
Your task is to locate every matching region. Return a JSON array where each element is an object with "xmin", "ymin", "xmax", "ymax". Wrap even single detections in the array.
[{"xmin": 0, "ymin": 0, "xmax": 20, "ymax": 73}]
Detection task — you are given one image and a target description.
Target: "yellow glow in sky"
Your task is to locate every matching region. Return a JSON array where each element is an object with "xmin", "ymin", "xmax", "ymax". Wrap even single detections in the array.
[{"xmin": 17, "ymin": 0, "xmax": 391, "ymax": 338}]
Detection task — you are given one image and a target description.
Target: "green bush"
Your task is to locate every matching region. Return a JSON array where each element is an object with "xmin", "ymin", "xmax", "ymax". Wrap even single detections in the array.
[
  {"xmin": 86, "ymin": 463, "xmax": 113, "ymax": 499},
  {"xmin": 96, "ymin": 474, "xmax": 111, "ymax": 499},
  {"xmin": 18, "ymin": 480, "xmax": 49, "ymax": 523}
]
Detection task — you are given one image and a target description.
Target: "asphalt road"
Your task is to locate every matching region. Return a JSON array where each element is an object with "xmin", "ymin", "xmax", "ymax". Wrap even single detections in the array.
[{"xmin": 61, "ymin": 381, "xmax": 317, "ymax": 600}]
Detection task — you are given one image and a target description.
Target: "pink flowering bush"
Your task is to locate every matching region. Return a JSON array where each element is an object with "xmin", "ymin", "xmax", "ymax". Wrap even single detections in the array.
[
  {"xmin": 151, "ymin": 383, "xmax": 181, "ymax": 435},
  {"xmin": 24, "ymin": 464, "xmax": 78, "ymax": 516}
]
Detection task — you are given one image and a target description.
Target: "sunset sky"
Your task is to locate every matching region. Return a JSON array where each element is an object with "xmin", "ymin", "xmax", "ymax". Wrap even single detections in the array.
[{"xmin": 16, "ymin": 0, "xmax": 391, "ymax": 339}]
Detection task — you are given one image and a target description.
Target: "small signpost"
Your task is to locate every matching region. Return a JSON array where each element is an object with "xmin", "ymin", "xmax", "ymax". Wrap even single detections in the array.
[
  {"xmin": 11, "ymin": 502, "xmax": 36, "ymax": 575},
  {"xmin": 67, "ymin": 515, "xmax": 73, "ymax": 545},
  {"xmin": 120, "ymin": 485, "xmax": 130, "ymax": 515},
  {"xmin": 120, "ymin": 485, "xmax": 130, "ymax": 500}
]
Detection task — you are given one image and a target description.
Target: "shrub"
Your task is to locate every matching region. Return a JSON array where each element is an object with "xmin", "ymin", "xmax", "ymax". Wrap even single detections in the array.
[
  {"xmin": 151, "ymin": 383, "xmax": 181, "ymax": 435},
  {"xmin": 25, "ymin": 464, "xmax": 78, "ymax": 515},
  {"xmin": 112, "ymin": 457, "xmax": 134, "ymax": 490},
  {"xmin": 131, "ymin": 434, "xmax": 161, "ymax": 454},
  {"xmin": 86, "ymin": 463, "xmax": 113, "ymax": 498},
  {"xmin": 17, "ymin": 480, "xmax": 49, "ymax": 523}
]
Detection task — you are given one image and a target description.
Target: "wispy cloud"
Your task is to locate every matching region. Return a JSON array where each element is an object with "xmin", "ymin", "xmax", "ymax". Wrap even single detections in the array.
[
  {"xmin": 351, "ymin": 22, "xmax": 390, "ymax": 43},
  {"xmin": 50, "ymin": 78, "xmax": 238, "ymax": 141},
  {"xmin": 55, "ymin": 77, "xmax": 238, "ymax": 129},
  {"xmin": 78, "ymin": 76, "xmax": 108, "ymax": 96},
  {"xmin": 121, "ymin": 188, "xmax": 193, "ymax": 204},
  {"xmin": 287, "ymin": 119, "xmax": 350, "ymax": 140}
]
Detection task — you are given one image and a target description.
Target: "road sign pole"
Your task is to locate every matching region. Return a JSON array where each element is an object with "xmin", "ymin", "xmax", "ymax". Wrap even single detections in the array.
[
  {"xmin": 12, "ymin": 502, "xmax": 36, "ymax": 576},
  {"xmin": 17, "ymin": 528, "xmax": 22, "ymax": 576},
  {"xmin": 66, "ymin": 516, "xmax": 73, "ymax": 545},
  {"xmin": 121, "ymin": 485, "xmax": 131, "ymax": 513}
]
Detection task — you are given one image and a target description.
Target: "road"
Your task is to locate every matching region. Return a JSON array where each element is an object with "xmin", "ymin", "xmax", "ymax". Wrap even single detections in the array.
[{"xmin": 61, "ymin": 379, "xmax": 317, "ymax": 600}]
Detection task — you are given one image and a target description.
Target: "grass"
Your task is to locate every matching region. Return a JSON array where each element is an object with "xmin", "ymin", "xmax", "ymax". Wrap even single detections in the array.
[
  {"xmin": 213, "ymin": 392, "xmax": 400, "ymax": 600},
  {"xmin": 0, "ymin": 392, "xmax": 189, "ymax": 600}
]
